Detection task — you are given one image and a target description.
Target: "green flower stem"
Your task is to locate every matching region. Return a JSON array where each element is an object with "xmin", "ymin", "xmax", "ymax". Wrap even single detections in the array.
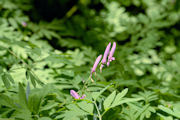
[
  {"xmin": 93, "ymin": 101, "xmax": 102, "ymax": 120},
  {"xmin": 101, "ymin": 110, "xmax": 108, "ymax": 117},
  {"xmin": 82, "ymin": 76, "xmax": 91, "ymax": 92}
]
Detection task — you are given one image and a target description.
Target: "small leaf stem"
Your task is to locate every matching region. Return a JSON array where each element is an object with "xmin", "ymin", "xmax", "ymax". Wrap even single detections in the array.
[{"xmin": 93, "ymin": 101, "xmax": 102, "ymax": 120}]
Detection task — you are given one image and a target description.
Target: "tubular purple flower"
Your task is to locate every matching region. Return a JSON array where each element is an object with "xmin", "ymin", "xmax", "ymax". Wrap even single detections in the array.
[
  {"xmin": 102, "ymin": 43, "xmax": 111, "ymax": 64},
  {"xmin": 90, "ymin": 54, "xmax": 102, "ymax": 82},
  {"xmin": 91, "ymin": 55, "xmax": 102, "ymax": 73},
  {"xmin": 107, "ymin": 42, "xmax": 116, "ymax": 66},
  {"xmin": 70, "ymin": 90, "xmax": 80, "ymax": 99},
  {"xmin": 108, "ymin": 42, "xmax": 116, "ymax": 60},
  {"xmin": 100, "ymin": 43, "xmax": 111, "ymax": 72}
]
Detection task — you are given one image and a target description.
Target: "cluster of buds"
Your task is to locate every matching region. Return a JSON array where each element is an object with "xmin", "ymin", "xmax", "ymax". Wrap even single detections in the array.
[
  {"xmin": 91, "ymin": 42, "xmax": 116, "ymax": 82},
  {"xmin": 70, "ymin": 90, "xmax": 86, "ymax": 99},
  {"xmin": 70, "ymin": 42, "xmax": 116, "ymax": 99}
]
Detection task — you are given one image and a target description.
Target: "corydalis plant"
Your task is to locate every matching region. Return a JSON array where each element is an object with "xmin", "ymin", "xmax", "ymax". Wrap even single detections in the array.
[
  {"xmin": 70, "ymin": 90, "xmax": 86, "ymax": 99},
  {"xmin": 90, "ymin": 42, "xmax": 116, "ymax": 81}
]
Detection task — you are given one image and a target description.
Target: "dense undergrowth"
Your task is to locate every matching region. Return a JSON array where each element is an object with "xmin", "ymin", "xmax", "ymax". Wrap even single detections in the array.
[{"xmin": 0, "ymin": 0, "xmax": 180, "ymax": 120}]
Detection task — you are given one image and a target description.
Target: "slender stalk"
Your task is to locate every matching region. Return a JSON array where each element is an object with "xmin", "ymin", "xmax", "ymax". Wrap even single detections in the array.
[
  {"xmin": 93, "ymin": 101, "xmax": 102, "ymax": 120},
  {"xmin": 101, "ymin": 110, "xmax": 107, "ymax": 117},
  {"xmin": 82, "ymin": 76, "xmax": 91, "ymax": 92}
]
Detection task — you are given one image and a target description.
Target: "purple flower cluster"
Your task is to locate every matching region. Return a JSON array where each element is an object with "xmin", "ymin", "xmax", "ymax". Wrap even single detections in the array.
[
  {"xmin": 91, "ymin": 42, "xmax": 116, "ymax": 80},
  {"xmin": 70, "ymin": 42, "xmax": 116, "ymax": 99},
  {"xmin": 70, "ymin": 90, "xmax": 86, "ymax": 99}
]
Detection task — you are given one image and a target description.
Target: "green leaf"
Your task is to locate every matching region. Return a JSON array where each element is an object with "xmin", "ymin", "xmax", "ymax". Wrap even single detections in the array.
[
  {"xmin": 1, "ymin": 74, "xmax": 11, "ymax": 88},
  {"xmin": 132, "ymin": 91, "xmax": 158, "ymax": 103},
  {"xmin": 0, "ymin": 94, "xmax": 15, "ymax": 107},
  {"xmin": 5, "ymin": 73, "xmax": 15, "ymax": 84},
  {"xmin": 77, "ymin": 101, "xmax": 94, "ymax": 114},
  {"xmin": 111, "ymin": 88, "xmax": 128, "ymax": 108},
  {"xmin": 8, "ymin": 18, "xmax": 18, "ymax": 28},
  {"xmin": 39, "ymin": 117, "xmax": 52, "ymax": 120},
  {"xmin": 18, "ymin": 83, "xmax": 27, "ymax": 107},
  {"xmin": 26, "ymin": 70, "xmax": 36, "ymax": 87},
  {"xmin": 121, "ymin": 102, "xmax": 155, "ymax": 120},
  {"xmin": 0, "ymin": 45, "xmax": 7, "ymax": 50},
  {"xmin": 92, "ymin": 84, "xmax": 111, "ymax": 100},
  {"xmin": 158, "ymin": 113, "xmax": 173, "ymax": 120},
  {"xmin": 26, "ymin": 70, "xmax": 44, "ymax": 87},
  {"xmin": 13, "ymin": 108, "xmax": 32, "ymax": 120},
  {"xmin": 128, "ymin": 103, "xmax": 155, "ymax": 120},
  {"xmin": 28, "ymin": 93, "xmax": 42, "ymax": 114},
  {"xmin": 103, "ymin": 91, "xmax": 116, "ymax": 110},
  {"xmin": 0, "ymin": 118, "xmax": 15, "ymax": 120},
  {"xmin": 56, "ymin": 104, "xmax": 89, "ymax": 119},
  {"xmin": 40, "ymin": 101, "xmax": 59, "ymax": 111},
  {"xmin": 113, "ymin": 98, "xmax": 143, "ymax": 107},
  {"xmin": 158, "ymin": 105, "xmax": 180, "ymax": 118}
]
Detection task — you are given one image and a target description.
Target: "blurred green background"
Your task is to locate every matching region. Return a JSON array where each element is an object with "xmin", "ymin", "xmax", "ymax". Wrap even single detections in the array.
[{"xmin": 0, "ymin": 0, "xmax": 180, "ymax": 120}]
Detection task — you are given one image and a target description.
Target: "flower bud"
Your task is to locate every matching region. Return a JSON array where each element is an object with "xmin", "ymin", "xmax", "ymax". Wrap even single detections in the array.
[
  {"xmin": 70, "ymin": 90, "xmax": 80, "ymax": 99},
  {"xmin": 90, "ymin": 54, "xmax": 102, "ymax": 82},
  {"xmin": 107, "ymin": 42, "xmax": 116, "ymax": 66}
]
